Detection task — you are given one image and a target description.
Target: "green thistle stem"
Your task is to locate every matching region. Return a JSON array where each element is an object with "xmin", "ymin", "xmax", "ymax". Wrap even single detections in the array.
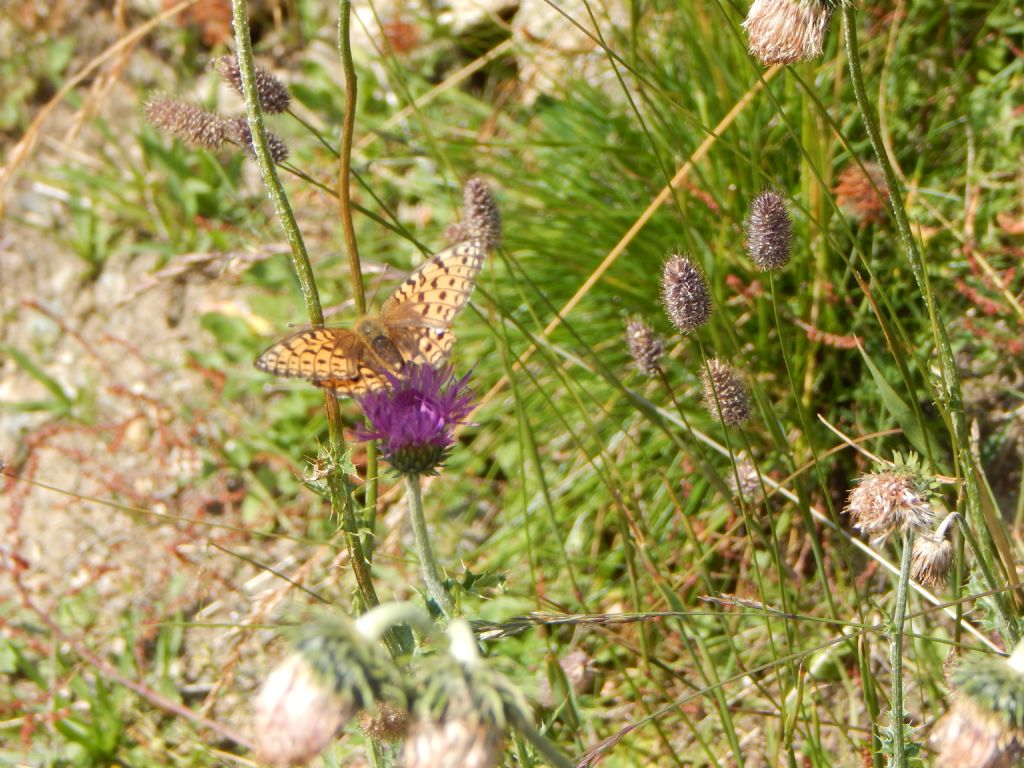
[
  {"xmin": 230, "ymin": 0, "xmax": 403, "ymax": 655},
  {"xmin": 336, "ymin": 0, "xmax": 380, "ymax": 565},
  {"xmin": 406, "ymin": 473, "xmax": 455, "ymax": 618},
  {"xmin": 888, "ymin": 528, "xmax": 913, "ymax": 767},
  {"xmin": 841, "ymin": 6, "xmax": 1016, "ymax": 643}
]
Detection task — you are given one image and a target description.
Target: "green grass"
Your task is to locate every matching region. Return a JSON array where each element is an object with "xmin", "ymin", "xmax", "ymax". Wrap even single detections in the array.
[{"xmin": 2, "ymin": 0, "xmax": 1023, "ymax": 765}]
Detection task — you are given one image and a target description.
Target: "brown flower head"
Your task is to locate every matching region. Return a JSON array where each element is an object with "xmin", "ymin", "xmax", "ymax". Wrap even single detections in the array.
[
  {"xmin": 625, "ymin": 317, "xmax": 665, "ymax": 376},
  {"xmin": 358, "ymin": 701, "xmax": 410, "ymax": 743},
  {"xmin": 462, "ymin": 177, "xmax": 502, "ymax": 251},
  {"xmin": 216, "ymin": 55, "xmax": 291, "ymax": 114},
  {"xmin": 742, "ymin": 0, "xmax": 835, "ymax": 65},
  {"xmin": 145, "ymin": 96, "xmax": 228, "ymax": 149},
  {"xmin": 702, "ymin": 358, "xmax": 751, "ymax": 427},
  {"xmin": 661, "ymin": 253, "xmax": 712, "ymax": 334},
  {"xmin": 228, "ymin": 116, "xmax": 290, "ymax": 163},
  {"xmin": 844, "ymin": 469, "xmax": 935, "ymax": 539},
  {"xmin": 833, "ymin": 161, "xmax": 889, "ymax": 224},
  {"xmin": 745, "ymin": 188, "xmax": 793, "ymax": 271},
  {"xmin": 930, "ymin": 643, "xmax": 1024, "ymax": 767},
  {"xmin": 910, "ymin": 531, "xmax": 954, "ymax": 588}
]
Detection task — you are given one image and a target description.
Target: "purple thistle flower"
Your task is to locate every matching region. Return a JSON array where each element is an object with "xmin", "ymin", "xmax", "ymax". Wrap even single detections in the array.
[{"xmin": 357, "ymin": 365, "xmax": 475, "ymax": 476}]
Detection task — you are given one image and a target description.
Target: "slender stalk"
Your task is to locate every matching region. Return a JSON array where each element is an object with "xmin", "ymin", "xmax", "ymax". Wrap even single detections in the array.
[
  {"xmin": 337, "ymin": 0, "xmax": 365, "ymax": 315},
  {"xmin": 405, "ymin": 473, "xmax": 455, "ymax": 618},
  {"xmin": 888, "ymin": 529, "xmax": 913, "ymax": 767},
  {"xmin": 841, "ymin": 6, "xmax": 1015, "ymax": 642},
  {"xmin": 337, "ymin": 0, "xmax": 380, "ymax": 558},
  {"xmin": 230, "ymin": 0, "xmax": 396, "ymax": 651}
]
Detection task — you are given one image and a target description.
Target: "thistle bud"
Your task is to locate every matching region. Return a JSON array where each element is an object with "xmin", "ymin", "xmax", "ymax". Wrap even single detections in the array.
[
  {"xmin": 929, "ymin": 643, "xmax": 1024, "ymax": 767},
  {"xmin": 702, "ymin": 358, "xmax": 751, "ymax": 427},
  {"xmin": 844, "ymin": 469, "xmax": 935, "ymax": 540},
  {"xmin": 462, "ymin": 178, "xmax": 502, "ymax": 251},
  {"xmin": 910, "ymin": 531, "xmax": 954, "ymax": 588},
  {"xmin": 253, "ymin": 653, "xmax": 353, "ymax": 767},
  {"xmin": 253, "ymin": 615, "xmax": 406, "ymax": 766},
  {"xmin": 144, "ymin": 96, "xmax": 228, "ymax": 149},
  {"xmin": 403, "ymin": 718, "xmax": 502, "ymax": 768},
  {"xmin": 216, "ymin": 55, "xmax": 291, "ymax": 114},
  {"xmin": 406, "ymin": 620, "xmax": 530, "ymax": 768},
  {"xmin": 742, "ymin": 0, "xmax": 835, "ymax": 66},
  {"xmin": 228, "ymin": 116, "xmax": 289, "ymax": 163},
  {"xmin": 625, "ymin": 317, "xmax": 665, "ymax": 376},
  {"xmin": 661, "ymin": 253, "xmax": 712, "ymax": 334},
  {"xmin": 744, "ymin": 189, "xmax": 793, "ymax": 271}
]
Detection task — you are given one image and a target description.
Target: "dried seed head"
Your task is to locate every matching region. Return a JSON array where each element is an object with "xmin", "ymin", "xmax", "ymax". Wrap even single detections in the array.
[
  {"xmin": 559, "ymin": 649, "xmax": 598, "ymax": 694},
  {"xmin": 358, "ymin": 701, "xmax": 410, "ymax": 742},
  {"xmin": 742, "ymin": 0, "xmax": 835, "ymax": 65},
  {"xmin": 834, "ymin": 161, "xmax": 889, "ymax": 224},
  {"xmin": 661, "ymin": 253, "xmax": 712, "ymax": 334},
  {"xmin": 539, "ymin": 649, "xmax": 599, "ymax": 706},
  {"xmin": 625, "ymin": 317, "xmax": 665, "ymax": 376},
  {"xmin": 910, "ymin": 531, "xmax": 954, "ymax": 588},
  {"xmin": 462, "ymin": 178, "xmax": 502, "ymax": 251},
  {"xmin": 144, "ymin": 95, "xmax": 228, "ymax": 149},
  {"xmin": 216, "ymin": 55, "xmax": 291, "ymax": 113},
  {"xmin": 702, "ymin": 358, "xmax": 751, "ymax": 427},
  {"xmin": 730, "ymin": 454, "xmax": 764, "ymax": 502},
  {"xmin": 403, "ymin": 718, "xmax": 502, "ymax": 768},
  {"xmin": 253, "ymin": 653, "xmax": 353, "ymax": 767},
  {"xmin": 844, "ymin": 470, "xmax": 935, "ymax": 539},
  {"xmin": 745, "ymin": 189, "xmax": 793, "ymax": 270},
  {"xmin": 930, "ymin": 645, "xmax": 1024, "ymax": 767},
  {"xmin": 228, "ymin": 116, "xmax": 289, "ymax": 163}
]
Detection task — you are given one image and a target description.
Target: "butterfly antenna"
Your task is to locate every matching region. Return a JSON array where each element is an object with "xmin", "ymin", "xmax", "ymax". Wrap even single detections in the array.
[{"xmin": 366, "ymin": 265, "xmax": 392, "ymax": 309}]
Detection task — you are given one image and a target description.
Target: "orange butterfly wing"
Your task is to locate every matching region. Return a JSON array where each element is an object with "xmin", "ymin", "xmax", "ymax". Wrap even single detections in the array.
[{"xmin": 255, "ymin": 237, "xmax": 485, "ymax": 395}]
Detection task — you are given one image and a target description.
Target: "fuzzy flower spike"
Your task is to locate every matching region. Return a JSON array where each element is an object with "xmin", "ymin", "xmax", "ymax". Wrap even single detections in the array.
[{"xmin": 358, "ymin": 364, "xmax": 475, "ymax": 476}]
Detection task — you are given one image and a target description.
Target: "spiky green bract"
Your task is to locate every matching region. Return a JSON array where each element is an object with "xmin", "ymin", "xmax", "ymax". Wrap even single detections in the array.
[
  {"xmin": 930, "ymin": 645, "xmax": 1024, "ymax": 766},
  {"xmin": 953, "ymin": 651, "xmax": 1024, "ymax": 733},
  {"xmin": 290, "ymin": 614, "xmax": 408, "ymax": 714},
  {"xmin": 411, "ymin": 651, "xmax": 532, "ymax": 732}
]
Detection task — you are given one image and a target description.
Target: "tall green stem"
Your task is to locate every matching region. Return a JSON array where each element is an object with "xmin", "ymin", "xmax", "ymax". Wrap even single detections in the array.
[
  {"xmin": 230, "ymin": 0, "xmax": 398, "ymax": 653},
  {"xmin": 841, "ymin": 5, "xmax": 1015, "ymax": 643},
  {"xmin": 405, "ymin": 474, "xmax": 455, "ymax": 618},
  {"xmin": 336, "ymin": 0, "xmax": 380, "ymax": 561},
  {"xmin": 888, "ymin": 529, "xmax": 912, "ymax": 767}
]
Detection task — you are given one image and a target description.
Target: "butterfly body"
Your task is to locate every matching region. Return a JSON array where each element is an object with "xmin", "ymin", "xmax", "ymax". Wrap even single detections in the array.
[{"xmin": 255, "ymin": 238, "xmax": 485, "ymax": 396}]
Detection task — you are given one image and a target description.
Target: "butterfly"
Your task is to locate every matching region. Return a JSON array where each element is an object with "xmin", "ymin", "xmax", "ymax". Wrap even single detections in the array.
[{"xmin": 255, "ymin": 237, "xmax": 485, "ymax": 396}]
